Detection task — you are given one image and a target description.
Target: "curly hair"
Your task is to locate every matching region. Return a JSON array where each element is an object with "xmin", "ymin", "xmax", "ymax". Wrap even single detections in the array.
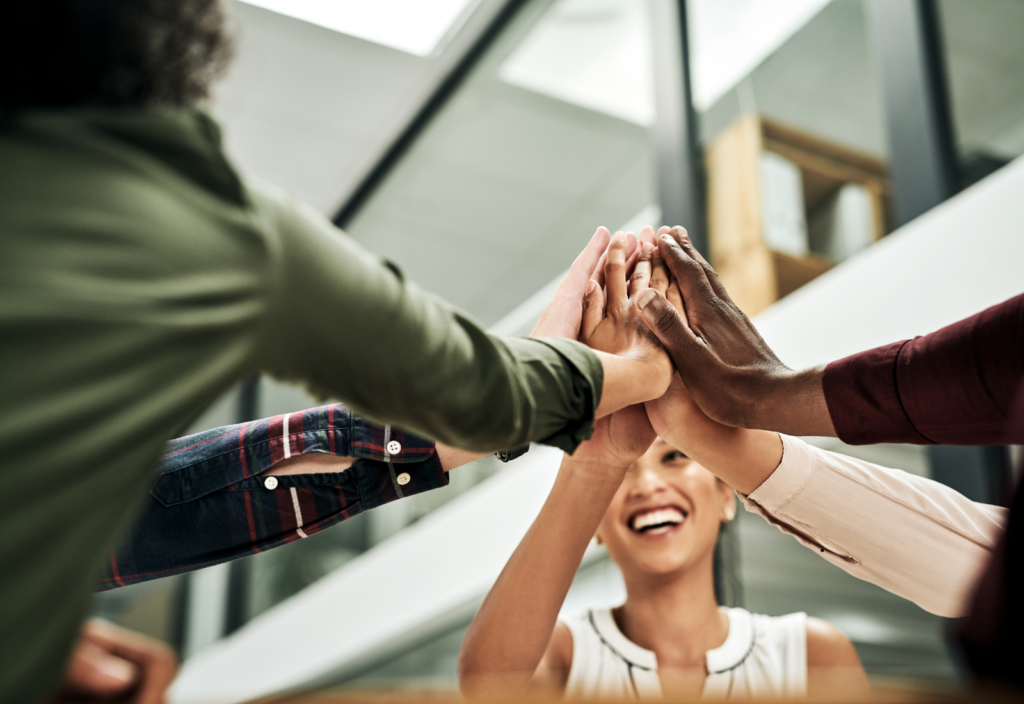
[{"xmin": 1, "ymin": 0, "xmax": 233, "ymax": 109}]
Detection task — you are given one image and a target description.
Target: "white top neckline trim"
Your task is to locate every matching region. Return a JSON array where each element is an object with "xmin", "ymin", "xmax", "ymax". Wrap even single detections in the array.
[{"xmin": 587, "ymin": 607, "xmax": 756, "ymax": 675}]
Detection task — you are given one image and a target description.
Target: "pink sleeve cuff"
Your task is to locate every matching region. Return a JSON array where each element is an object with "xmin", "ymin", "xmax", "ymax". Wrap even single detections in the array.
[{"xmin": 745, "ymin": 434, "xmax": 816, "ymax": 515}]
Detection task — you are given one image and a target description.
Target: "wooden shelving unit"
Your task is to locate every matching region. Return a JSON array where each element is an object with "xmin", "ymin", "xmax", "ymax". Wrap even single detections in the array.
[{"xmin": 705, "ymin": 115, "xmax": 889, "ymax": 316}]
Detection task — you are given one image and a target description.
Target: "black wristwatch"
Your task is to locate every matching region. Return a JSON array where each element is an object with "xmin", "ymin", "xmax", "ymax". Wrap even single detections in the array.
[{"xmin": 495, "ymin": 445, "xmax": 530, "ymax": 463}]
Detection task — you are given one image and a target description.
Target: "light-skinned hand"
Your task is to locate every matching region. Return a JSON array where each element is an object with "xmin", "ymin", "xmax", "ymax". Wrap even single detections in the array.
[
  {"xmin": 530, "ymin": 226, "xmax": 637, "ymax": 340},
  {"xmin": 53, "ymin": 619, "xmax": 178, "ymax": 704}
]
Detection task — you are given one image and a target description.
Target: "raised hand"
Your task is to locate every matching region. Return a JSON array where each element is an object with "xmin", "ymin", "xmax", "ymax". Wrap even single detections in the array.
[
  {"xmin": 641, "ymin": 254, "xmax": 706, "ymax": 445},
  {"xmin": 572, "ymin": 228, "xmax": 673, "ymax": 420},
  {"xmin": 531, "ymin": 226, "xmax": 635, "ymax": 340},
  {"xmin": 563, "ymin": 229, "xmax": 661, "ymax": 463},
  {"xmin": 633, "ymin": 242, "xmax": 786, "ymax": 494},
  {"xmin": 55, "ymin": 619, "xmax": 178, "ymax": 704},
  {"xmin": 637, "ymin": 226, "xmax": 835, "ymax": 437},
  {"xmin": 580, "ymin": 234, "xmax": 662, "ymax": 358}
]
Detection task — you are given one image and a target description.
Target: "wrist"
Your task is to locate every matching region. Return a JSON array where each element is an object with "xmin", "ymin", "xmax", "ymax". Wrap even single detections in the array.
[
  {"xmin": 648, "ymin": 350, "xmax": 674, "ymax": 396},
  {"xmin": 435, "ymin": 444, "xmax": 490, "ymax": 472},
  {"xmin": 756, "ymin": 366, "xmax": 834, "ymax": 436},
  {"xmin": 560, "ymin": 454, "xmax": 629, "ymax": 486},
  {"xmin": 626, "ymin": 346, "xmax": 672, "ymax": 399}
]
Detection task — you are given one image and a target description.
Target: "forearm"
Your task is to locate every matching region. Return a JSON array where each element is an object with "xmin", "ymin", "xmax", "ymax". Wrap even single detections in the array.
[
  {"xmin": 663, "ymin": 424, "xmax": 783, "ymax": 496},
  {"xmin": 436, "ymin": 444, "xmax": 490, "ymax": 471},
  {"xmin": 98, "ymin": 405, "xmax": 448, "ymax": 590},
  {"xmin": 821, "ymin": 294, "xmax": 1024, "ymax": 445},
  {"xmin": 756, "ymin": 366, "xmax": 835, "ymax": 437},
  {"xmin": 268, "ymin": 443, "xmax": 487, "ymax": 477},
  {"xmin": 262, "ymin": 189, "xmax": 606, "ymax": 455},
  {"xmin": 648, "ymin": 386, "xmax": 784, "ymax": 495},
  {"xmin": 594, "ymin": 350, "xmax": 671, "ymax": 419},
  {"xmin": 743, "ymin": 435, "xmax": 1007, "ymax": 616},
  {"xmin": 459, "ymin": 457, "xmax": 625, "ymax": 691}
]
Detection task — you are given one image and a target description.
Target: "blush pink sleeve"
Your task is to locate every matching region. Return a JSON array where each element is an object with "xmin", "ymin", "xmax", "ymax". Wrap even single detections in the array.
[{"xmin": 740, "ymin": 435, "xmax": 1007, "ymax": 617}]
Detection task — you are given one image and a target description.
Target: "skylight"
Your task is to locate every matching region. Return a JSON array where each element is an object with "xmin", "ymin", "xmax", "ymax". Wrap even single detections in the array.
[
  {"xmin": 499, "ymin": 0, "xmax": 656, "ymax": 127},
  {"xmin": 240, "ymin": 0, "xmax": 481, "ymax": 57},
  {"xmin": 497, "ymin": 0, "xmax": 832, "ymax": 124}
]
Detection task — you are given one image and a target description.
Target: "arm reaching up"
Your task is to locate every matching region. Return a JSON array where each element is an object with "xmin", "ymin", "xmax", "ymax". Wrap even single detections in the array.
[
  {"xmin": 458, "ymin": 406, "xmax": 655, "ymax": 696},
  {"xmin": 460, "ymin": 242, "xmax": 660, "ymax": 695}
]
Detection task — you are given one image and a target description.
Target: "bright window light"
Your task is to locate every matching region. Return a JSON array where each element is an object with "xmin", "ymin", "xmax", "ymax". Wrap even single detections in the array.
[
  {"xmin": 689, "ymin": 0, "xmax": 832, "ymax": 109},
  {"xmin": 499, "ymin": 0, "xmax": 656, "ymax": 127},
  {"xmin": 498, "ymin": 0, "xmax": 832, "ymax": 123},
  {"xmin": 239, "ymin": 0, "xmax": 480, "ymax": 57}
]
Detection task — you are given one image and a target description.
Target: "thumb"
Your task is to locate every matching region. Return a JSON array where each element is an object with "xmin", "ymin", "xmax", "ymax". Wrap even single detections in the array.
[
  {"xmin": 581, "ymin": 278, "xmax": 604, "ymax": 340},
  {"xmin": 637, "ymin": 289, "xmax": 700, "ymax": 363}
]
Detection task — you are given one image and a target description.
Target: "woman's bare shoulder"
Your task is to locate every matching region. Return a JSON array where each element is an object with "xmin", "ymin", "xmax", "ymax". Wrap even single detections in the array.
[
  {"xmin": 804, "ymin": 616, "xmax": 870, "ymax": 697},
  {"xmin": 804, "ymin": 617, "xmax": 861, "ymax": 667}
]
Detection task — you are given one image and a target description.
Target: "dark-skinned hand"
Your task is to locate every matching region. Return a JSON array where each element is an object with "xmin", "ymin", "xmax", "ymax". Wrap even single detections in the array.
[{"xmin": 636, "ymin": 226, "xmax": 835, "ymax": 436}]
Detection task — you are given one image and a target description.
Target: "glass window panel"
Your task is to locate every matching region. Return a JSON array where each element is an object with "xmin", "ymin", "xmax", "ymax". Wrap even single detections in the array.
[
  {"xmin": 694, "ymin": 0, "xmax": 890, "ymax": 319},
  {"xmin": 938, "ymin": 0, "xmax": 1024, "ymax": 187},
  {"xmin": 345, "ymin": 0, "xmax": 659, "ymax": 328},
  {"xmin": 213, "ymin": 0, "xmax": 507, "ymax": 214}
]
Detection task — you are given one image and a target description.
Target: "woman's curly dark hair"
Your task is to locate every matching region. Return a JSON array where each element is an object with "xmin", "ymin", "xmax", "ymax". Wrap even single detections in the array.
[{"xmin": 1, "ymin": 0, "xmax": 233, "ymax": 109}]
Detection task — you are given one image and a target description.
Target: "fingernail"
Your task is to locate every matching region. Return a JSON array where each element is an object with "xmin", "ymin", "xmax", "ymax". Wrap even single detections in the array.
[
  {"xmin": 637, "ymin": 289, "xmax": 657, "ymax": 310},
  {"xmin": 614, "ymin": 231, "xmax": 626, "ymax": 241},
  {"xmin": 642, "ymin": 243, "xmax": 654, "ymax": 254},
  {"xmin": 586, "ymin": 279, "xmax": 597, "ymax": 295},
  {"xmin": 97, "ymin": 656, "xmax": 136, "ymax": 685}
]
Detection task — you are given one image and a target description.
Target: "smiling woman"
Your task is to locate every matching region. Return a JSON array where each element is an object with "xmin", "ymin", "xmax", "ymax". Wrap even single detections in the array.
[{"xmin": 460, "ymin": 430, "xmax": 870, "ymax": 700}]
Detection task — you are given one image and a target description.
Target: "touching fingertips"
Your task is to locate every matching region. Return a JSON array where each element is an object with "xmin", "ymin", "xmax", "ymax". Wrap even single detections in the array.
[
  {"xmin": 642, "ymin": 242, "xmax": 654, "ymax": 255},
  {"xmin": 586, "ymin": 279, "xmax": 597, "ymax": 296}
]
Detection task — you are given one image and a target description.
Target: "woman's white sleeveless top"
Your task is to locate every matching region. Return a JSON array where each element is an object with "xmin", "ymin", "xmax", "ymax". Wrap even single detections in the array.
[{"xmin": 562, "ymin": 607, "xmax": 807, "ymax": 699}]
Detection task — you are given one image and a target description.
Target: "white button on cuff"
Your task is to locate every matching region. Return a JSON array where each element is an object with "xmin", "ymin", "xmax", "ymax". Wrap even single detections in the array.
[
  {"xmin": 386, "ymin": 440, "xmax": 402, "ymax": 455},
  {"xmin": 396, "ymin": 472, "xmax": 411, "ymax": 486},
  {"xmin": 264, "ymin": 476, "xmax": 279, "ymax": 490}
]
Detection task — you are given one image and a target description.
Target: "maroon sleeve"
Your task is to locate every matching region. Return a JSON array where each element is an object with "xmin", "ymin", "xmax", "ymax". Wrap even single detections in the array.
[{"xmin": 822, "ymin": 293, "xmax": 1024, "ymax": 445}]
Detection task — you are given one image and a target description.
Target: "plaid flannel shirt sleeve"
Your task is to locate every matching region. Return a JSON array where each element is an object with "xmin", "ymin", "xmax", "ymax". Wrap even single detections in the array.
[{"xmin": 97, "ymin": 404, "xmax": 447, "ymax": 591}]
